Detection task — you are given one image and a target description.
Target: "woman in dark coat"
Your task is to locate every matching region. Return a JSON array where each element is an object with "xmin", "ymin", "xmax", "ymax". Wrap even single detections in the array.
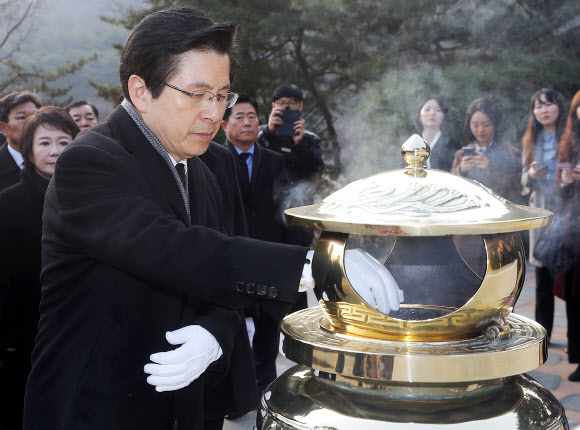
[
  {"xmin": 0, "ymin": 107, "xmax": 79, "ymax": 429},
  {"xmin": 452, "ymin": 98, "xmax": 523, "ymax": 204},
  {"xmin": 553, "ymin": 90, "xmax": 580, "ymax": 382},
  {"xmin": 416, "ymin": 96, "xmax": 461, "ymax": 171}
]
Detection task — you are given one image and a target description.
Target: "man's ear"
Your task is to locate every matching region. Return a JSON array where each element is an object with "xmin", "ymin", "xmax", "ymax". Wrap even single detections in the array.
[
  {"xmin": 128, "ymin": 75, "xmax": 149, "ymax": 113},
  {"xmin": 221, "ymin": 120, "xmax": 228, "ymax": 133},
  {"xmin": 0, "ymin": 122, "xmax": 6, "ymax": 134},
  {"xmin": 298, "ymin": 101, "xmax": 304, "ymax": 112}
]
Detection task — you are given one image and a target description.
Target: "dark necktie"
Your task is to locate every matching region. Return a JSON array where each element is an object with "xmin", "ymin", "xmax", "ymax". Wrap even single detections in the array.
[
  {"xmin": 175, "ymin": 163, "xmax": 186, "ymax": 188},
  {"xmin": 238, "ymin": 152, "xmax": 251, "ymax": 195}
]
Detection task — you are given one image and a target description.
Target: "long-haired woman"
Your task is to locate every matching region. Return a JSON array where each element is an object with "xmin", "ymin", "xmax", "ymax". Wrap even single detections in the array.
[
  {"xmin": 416, "ymin": 96, "xmax": 461, "ymax": 171},
  {"xmin": 451, "ymin": 98, "xmax": 522, "ymax": 203},
  {"xmin": 521, "ymin": 88, "xmax": 566, "ymax": 343},
  {"xmin": 553, "ymin": 90, "xmax": 580, "ymax": 382}
]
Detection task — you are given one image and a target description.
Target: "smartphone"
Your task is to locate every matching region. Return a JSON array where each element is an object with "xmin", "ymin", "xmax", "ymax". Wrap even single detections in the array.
[
  {"xmin": 558, "ymin": 162, "xmax": 572, "ymax": 171},
  {"xmin": 463, "ymin": 147, "xmax": 475, "ymax": 156},
  {"xmin": 275, "ymin": 109, "xmax": 300, "ymax": 137},
  {"xmin": 535, "ymin": 163, "xmax": 548, "ymax": 174}
]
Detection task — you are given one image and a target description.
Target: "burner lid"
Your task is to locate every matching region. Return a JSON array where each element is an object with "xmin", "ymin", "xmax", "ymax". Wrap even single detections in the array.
[{"xmin": 285, "ymin": 135, "xmax": 551, "ymax": 236}]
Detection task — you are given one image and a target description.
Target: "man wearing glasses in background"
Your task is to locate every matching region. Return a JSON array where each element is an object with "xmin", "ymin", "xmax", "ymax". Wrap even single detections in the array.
[{"xmin": 259, "ymin": 84, "xmax": 324, "ymax": 183}]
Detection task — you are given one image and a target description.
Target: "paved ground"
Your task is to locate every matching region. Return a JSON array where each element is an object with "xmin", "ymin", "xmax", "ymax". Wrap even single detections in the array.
[{"xmin": 224, "ymin": 266, "xmax": 580, "ymax": 430}]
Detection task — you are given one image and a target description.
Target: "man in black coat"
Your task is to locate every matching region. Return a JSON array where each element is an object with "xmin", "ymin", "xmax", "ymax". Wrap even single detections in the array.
[
  {"xmin": 23, "ymin": 8, "xmax": 400, "ymax": 430},
  {"xmin": 0, "ymin": 91, "xmax": 42, "ymax": 191},
  {"xmin": 23, "ymin": 9, "xmax": 308, "ymax": 430},
  {"xmin": 221, "ymin": 94, "xmax": 291, "ymax": 398}
]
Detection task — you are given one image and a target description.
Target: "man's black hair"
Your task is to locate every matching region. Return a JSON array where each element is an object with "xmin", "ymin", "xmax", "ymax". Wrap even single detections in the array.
[
  {"xmin": 0, "ymin": 91, "xmax": 42, "ymax": 123},
  {"xmin": 119, "ymin": 7, "xmax": 237, "ymax": 102},
  {"xmin": 222, "ymin": 93, "xmax": 259, "ymax": 122},
  {"xmin": 65, "ymin": 100, "xmax": 99, "ymax": 119},
  {"xmin": 272, "ymin": 84, "xmax": 303, "ymax": 102}
]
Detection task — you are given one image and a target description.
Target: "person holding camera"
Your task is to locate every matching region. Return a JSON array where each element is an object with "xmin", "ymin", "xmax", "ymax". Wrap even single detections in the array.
[
  {"xmin": 258, "ymin": 84, "xmax": 324, "ymax": 311},
  {"xmin": 520, "ymin": 89, "xmax": 566, "ymax": 343},
  {"xmin": 451, "ymin": 98, "xmax": 522, "ymax": 204},
  {"xmin": 258, "ymin": 84, "xmax": 323, "ymax": 183}
]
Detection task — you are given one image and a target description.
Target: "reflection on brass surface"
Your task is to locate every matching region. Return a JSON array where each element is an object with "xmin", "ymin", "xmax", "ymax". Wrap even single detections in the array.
[
  {"xmin": 282, "ymin": 308, "xmax": 547, "ymax": 382},
  {"xmin": 257, "ymin": 366, "xmax": 568, "ymax": 429},
  {"xmin": 312, "ymin": 231, "xmax": 525, "ymax": 341}
]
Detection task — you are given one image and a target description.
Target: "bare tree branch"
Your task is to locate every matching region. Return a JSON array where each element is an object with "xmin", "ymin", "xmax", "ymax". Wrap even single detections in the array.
[
  {"xmin": 0, "ymin": 1, "xmax": 40, "ymax": 54},
  {"xmin": 553, "ymin": 15, "xmax": 580, "ymax": 36}
]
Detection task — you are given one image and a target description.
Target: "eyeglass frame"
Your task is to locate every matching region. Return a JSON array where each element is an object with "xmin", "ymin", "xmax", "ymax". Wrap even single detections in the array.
[
  {"xmin": 163, "ymin": 82, "xmax": 239, "ymax": 109},
  {"xmin": 274, "ymin": 98, "xmax": 301, "ymax": 108}
]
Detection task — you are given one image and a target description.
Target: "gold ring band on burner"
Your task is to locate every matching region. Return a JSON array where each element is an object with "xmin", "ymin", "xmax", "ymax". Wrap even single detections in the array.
[{"xmin": 281, "ymin": 307, "xmax": 547, "ymax": 383}]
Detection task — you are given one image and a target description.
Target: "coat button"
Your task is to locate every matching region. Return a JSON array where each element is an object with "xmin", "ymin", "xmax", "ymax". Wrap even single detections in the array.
[
  {"xmin": 236, "ymin": 282, "xmax": 245, "ymax": 292},
  {"xmin": 257, "ymin": 285, "xmax": 267, "ymax": 296},
  {"xmin": 246, "ymin": 283, "xmax": 256, "ymax": 294},
  {"xmin": 268, "ymin": 286, "xmax": 279, "ymax": 298}
]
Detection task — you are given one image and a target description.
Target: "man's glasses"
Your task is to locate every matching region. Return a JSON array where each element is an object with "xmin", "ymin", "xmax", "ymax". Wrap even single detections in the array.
[
  {"xmin": 274, "ymin": 99, "xmax": 300, "ymax": 109},
  {"xmin": 164, "ymin": 83, "xmax": 239, "ymax": 109}
]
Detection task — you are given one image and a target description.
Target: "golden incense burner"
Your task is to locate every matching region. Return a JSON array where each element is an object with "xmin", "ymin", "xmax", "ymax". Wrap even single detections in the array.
[{"xmin": 257, "ymin": 135, "xmax": 568, "ymax": 429}]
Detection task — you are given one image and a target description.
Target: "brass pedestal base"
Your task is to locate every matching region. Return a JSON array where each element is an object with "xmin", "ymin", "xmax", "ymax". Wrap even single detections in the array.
[
  {"xmin": 282, "ymin": 307, "xmax": 548, "ymax": 382},
  {"xmin": 257, "ymin": 366, "xmax": 568, "ymax": 429},
  {"xmin": 256, "ymin": 308, "xmax": 568, "ymax": 429}
]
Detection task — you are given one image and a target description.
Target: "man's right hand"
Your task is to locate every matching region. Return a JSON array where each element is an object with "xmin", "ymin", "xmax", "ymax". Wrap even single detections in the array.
[
  {"xmin": 267, "ymin": 108, "xmax": 285, "ymax": 134},
  {"xmin": 344, "ymin": 249, "xmax": 404, "ymax": 315}
]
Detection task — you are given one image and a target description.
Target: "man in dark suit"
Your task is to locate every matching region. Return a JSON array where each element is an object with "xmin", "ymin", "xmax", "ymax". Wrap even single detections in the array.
[
  {"xmin": 221, "ymin": 94, "xmax": 291, "ymax": 398},
  {"xmin": 23, "ymin": 7, "xmax": 400, "ymax": 430},
  {"xmin": 23, "ymin": 9, "xmax": 309, "ymax": 430},
  {"xmin": 0, "ymin": 91, "xmax": 42, "ymax": 190}
]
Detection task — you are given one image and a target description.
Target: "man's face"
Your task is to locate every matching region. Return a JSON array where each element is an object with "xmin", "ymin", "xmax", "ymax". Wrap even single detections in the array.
[
  {"xmin": 0, "ymin": 101, "xmax": 39, "ymax": 150},
  {"xmin": 140, "ymin": 50, "xmax": 231, "ymax": 161},
  {"xmin": 222, "ymin": 102, "xmax": 259, "ymax": 151},
  {"xmin": 69, "ymin": 104, "xmax": 98, "ymax": 131}
]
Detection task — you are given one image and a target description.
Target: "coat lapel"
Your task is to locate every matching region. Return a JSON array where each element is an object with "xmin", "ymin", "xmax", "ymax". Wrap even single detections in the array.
[{"xmin": 104, "ymin": 107, "xmax": 189, "ymax": 225}]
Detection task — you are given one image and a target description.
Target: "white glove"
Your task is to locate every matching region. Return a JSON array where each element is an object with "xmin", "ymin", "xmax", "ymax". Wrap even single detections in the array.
[
  {"xmin": 144, "ymin": 325, "xmax": 223, "ymax": 392},
  {"xmin": 344, "ymin": 248, "xmax": 404, "ymax": 314},
  {"xmin": 299, "ymin": 250, "xmax": 315, "ymax": 292}
]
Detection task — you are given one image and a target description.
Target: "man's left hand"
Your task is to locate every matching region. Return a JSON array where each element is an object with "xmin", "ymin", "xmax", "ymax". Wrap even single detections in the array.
[
  {"xmin": 144, "ymin": 325, "xmax": 223, "ymax": 392},
  {"xmin": 292, "ymin": 117, "xmax": 306, "ymax": 144}
]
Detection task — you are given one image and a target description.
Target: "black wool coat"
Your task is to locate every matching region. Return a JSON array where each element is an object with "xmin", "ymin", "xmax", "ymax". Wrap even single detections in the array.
[
  {"xmin": 0, "ymin": 167, "xmax": 49, "ymax": 430},
  {"xmin": 23, "ymin": 106, "xmax": 307, "ymax": 430},
  {"xmin": 0, "ymin": 143, "xmax": 21, "ymax": 191}
]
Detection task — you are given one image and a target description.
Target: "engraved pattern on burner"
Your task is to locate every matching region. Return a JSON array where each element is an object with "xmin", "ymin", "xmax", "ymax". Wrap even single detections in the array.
[
  {"xmin": 283, "ymin": 307, "xmax": 542, "ymax": 356},
  {"xmin": 320, "ymin": 181, "xmax": 481, "ymax": 216}
]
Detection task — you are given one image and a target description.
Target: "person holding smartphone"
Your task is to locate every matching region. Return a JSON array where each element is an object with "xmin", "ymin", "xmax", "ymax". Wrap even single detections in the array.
[
  {"xmin": 552, "ymin": 89, "xmax": 580, "ymax": 382},
  {"xmin": 451, "ymin": 98, "xmax": 523, "ymax": 204},
  {"xmin": 520, "ymin": 89, "xmax": 566, "ymax": 344},
  {"xmin": 257, "ymin": 84, "xmax": 323, "ymax": 183}
]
